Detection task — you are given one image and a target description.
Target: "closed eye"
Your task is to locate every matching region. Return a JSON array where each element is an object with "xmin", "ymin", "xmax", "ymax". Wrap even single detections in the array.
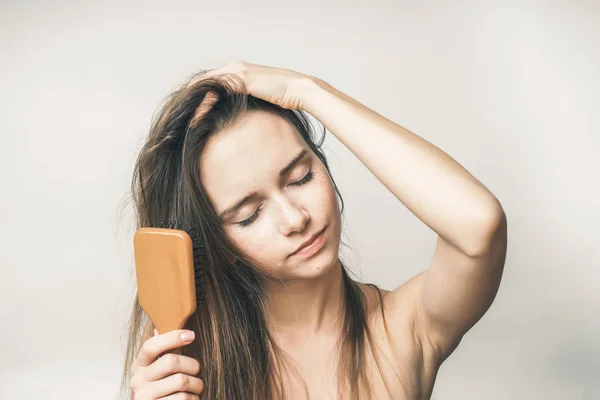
[
  {"xmin": 237, "ymin": 169, "xmax": 315, "ymax": 228},
  {"xmin": 289, "ymin": 169, "xmax": 314, "ymax": 187}
]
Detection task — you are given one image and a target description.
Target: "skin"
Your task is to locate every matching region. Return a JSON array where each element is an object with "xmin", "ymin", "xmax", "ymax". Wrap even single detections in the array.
[{"xmin": 130, "ymin": 61, "xmax": 508, "ymax": 400}]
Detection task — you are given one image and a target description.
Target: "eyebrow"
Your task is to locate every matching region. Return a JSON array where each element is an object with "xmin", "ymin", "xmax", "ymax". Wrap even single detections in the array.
[{"xmin": 218, "ymin": 149, "xmax": 309, "ymax": 220}]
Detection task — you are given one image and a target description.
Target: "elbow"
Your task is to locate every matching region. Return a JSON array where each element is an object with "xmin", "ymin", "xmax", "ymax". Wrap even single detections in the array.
[{"xmin": 463, "ymin": 203, "xmax": 507, "ymax": 258}]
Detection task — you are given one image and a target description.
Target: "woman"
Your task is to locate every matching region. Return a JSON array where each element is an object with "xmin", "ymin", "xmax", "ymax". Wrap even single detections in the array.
[{"xmin": 121, "ymin": 61, "xmax": 507, "ymax": 399}]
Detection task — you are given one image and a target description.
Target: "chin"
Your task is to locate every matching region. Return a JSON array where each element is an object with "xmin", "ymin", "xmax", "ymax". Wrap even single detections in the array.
[{"xmin": 288, "ymin": 243, "xmax": 340, "ymax": 280}]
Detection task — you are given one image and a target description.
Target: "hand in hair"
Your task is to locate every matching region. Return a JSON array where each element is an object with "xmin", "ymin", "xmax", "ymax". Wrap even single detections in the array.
[
  {"xmin": 130, "ymin": 329, "xmax": 203, "ymax": 399},
  {"xmin": 190, "ymin": 60, "xmax": 317, "ymax": 110}
]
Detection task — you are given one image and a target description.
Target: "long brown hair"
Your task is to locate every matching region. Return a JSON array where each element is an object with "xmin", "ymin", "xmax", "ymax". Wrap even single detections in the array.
[{"xmin": 118, "ymin": 72, "xmax": 389, "ymax": 399}]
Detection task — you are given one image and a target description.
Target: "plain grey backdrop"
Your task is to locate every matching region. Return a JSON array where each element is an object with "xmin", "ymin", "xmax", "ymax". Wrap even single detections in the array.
[{"xmin": 1, "ymin": 0, "xmax": 598, "ymax": 399}]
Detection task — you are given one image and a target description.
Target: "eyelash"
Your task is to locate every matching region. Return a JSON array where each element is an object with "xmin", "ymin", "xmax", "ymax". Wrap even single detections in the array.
[{"xmin": 237, "ymin": 170, "xmax": 315, "ymax": 228}]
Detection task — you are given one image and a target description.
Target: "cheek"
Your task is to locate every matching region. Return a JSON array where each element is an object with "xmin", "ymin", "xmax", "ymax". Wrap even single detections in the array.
[
  {"xmin": 294, "ymin": 169, "xmax": 338, "ymax": 225},
  {"xmin": 317, "ymin": 171, "xmax": 338, "ymax": 214},
  {"xmin": 227, "ymin": 228, "xmax": 278, "ymax": 263},
  {"xmin": 319, "ymin": 171, "xmax": 342, "ymax": 239}
]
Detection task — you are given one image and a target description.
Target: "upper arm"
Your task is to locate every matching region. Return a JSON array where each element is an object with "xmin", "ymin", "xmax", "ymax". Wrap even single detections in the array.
[
  {"xmin": 385, "ymin": 211, "xmax": 507, "ymax": 361},
  {"xmin": 420, "ymin": 211, "xmax": 507, "ymax": 357}
]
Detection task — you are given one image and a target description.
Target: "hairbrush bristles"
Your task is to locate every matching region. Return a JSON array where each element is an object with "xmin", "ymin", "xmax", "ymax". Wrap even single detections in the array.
[{"xmin": 160, "ymin": 221, "xmax": 207, "ymax": 302}]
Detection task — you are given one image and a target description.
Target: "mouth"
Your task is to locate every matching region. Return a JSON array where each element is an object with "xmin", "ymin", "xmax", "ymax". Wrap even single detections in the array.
[{"xmin": 290, "ymin": 226, "xmax": 327, "ymax": 257}]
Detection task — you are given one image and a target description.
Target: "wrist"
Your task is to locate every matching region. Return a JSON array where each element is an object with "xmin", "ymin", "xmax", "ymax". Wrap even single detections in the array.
[{"xmin": 294, "ymin": 75, "xmax": 331, "ymax": 112}]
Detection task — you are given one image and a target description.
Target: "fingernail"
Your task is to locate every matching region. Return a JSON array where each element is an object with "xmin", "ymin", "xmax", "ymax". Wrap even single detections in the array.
[{"xmin": 180, "ymin": 331, "xmax": 195, "ymax": 341}]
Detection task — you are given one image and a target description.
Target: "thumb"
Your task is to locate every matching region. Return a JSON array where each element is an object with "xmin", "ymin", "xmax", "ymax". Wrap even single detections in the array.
[{"xmin": 153, "ymin": 328, "xmax": 159, "ymax": 337}]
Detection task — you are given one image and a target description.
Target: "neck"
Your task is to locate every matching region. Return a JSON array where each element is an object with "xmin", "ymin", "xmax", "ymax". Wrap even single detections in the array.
[{"xmin": 265, "ymin": 259, "xmax": 344, "ymax": 343}]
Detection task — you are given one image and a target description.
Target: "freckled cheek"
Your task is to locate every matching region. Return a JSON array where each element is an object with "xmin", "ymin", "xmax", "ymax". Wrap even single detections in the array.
[
  {"xmin": 230, "ymin": 231, "xmax": 278, "ymax": 262},
  {"xmin": 314, "ymin": 173, "xmax": 337, "ymax": 214},
  {"xmin": 315, "ymin": 173, "xmax": 341, "ymax": 242}
]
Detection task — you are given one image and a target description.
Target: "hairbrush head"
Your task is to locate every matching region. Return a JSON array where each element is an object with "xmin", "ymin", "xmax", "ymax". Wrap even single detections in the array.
[
  {"xmin": 161, "ymin": 221, "xmax": 207, "ymax": 302},
  {"xmin": 133, "ymin": 222, "xmax": 207, "ymax": 334}
]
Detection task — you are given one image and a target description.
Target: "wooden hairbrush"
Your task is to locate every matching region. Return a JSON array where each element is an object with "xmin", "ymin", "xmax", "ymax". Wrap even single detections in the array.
[{"xmin": 133, "ymin": 222, "xmax": 206, "ymax": 335}]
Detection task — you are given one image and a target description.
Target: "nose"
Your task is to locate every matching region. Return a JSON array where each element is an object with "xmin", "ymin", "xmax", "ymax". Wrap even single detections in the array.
[{"xmin": 277, "ymin": 195, "xmax": 310, "ymax": 236}]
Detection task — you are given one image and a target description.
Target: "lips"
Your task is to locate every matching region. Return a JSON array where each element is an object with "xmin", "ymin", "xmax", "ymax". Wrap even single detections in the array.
[{"xmin": 291, "ymin": 226, "xmax": 326, "ymax": 256}]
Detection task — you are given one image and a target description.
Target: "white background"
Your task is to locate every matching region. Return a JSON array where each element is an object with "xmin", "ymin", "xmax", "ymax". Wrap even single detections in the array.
[{"xmin": 1, "ymin": 0, "xmax": 599, "ymax": 399}]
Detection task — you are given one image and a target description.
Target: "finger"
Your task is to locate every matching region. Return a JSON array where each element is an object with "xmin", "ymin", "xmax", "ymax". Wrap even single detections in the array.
[
  {"xmin": 188, "ymin": 66, "xmax": 227, "ymax": 87},
  {"xmin": 189, "ymin": 61, "xmax": 248, "ymax": 89},
  {"xmin": 143, "ymin": 353, "xmax": 201, "ymax": 382},
  {"xmin": 190, "ymin": 91, "xmax": 219, "ymax": 126},
  {"xmin": 135, "ymin": 330, "xmax": 196, "ymax": 367},
  {"xmin": 157, "ymin": 393, "xmax": 200, "ymax": 400},
  {"xmin": 147, "ymin": 373, "xmax": 204, "ymax": 398}
]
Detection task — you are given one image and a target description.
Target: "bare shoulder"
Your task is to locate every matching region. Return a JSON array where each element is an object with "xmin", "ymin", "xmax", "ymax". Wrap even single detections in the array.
[
  {"xmin": 357, "ymin": 278, "xmax": 428, "ymax": 360},
  {"xmin": 357, "ymin": 278, "xmax": 442, "ymax": 398},
  {"xmin": 356, "ymin": 281, "xmax": 391, "ymax": 313},
  {"xmin": 360, "ymin": 272, "xmax": 443, "ymax": 368},
  {"xmin": 357, "ymin": 276, "xmax": 421, "ymax": 335}
]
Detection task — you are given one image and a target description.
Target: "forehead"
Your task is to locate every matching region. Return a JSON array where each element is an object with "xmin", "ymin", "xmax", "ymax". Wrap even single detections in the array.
[{"xmin": 200, "ymin": 110, "xmax": 308, "ymax": 207}]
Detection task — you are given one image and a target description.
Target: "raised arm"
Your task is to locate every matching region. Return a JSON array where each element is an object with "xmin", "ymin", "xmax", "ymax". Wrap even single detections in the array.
[{"xmin": 300, "ymin": 77, "xmax": 507, "ymax": 359}]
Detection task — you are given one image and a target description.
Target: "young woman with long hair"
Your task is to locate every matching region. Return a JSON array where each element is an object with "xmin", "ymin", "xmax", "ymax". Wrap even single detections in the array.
[{"xmin": 120, "ymin": 61, "xmax": 507, "ymax": 400}]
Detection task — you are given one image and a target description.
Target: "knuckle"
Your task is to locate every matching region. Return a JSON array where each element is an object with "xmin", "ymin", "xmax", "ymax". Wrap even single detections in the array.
[
  {"xmin": 176, "ymin": 373, "xmax": 189, "ymax": 389},
  {"xmin": 191, "ymin": 360, "xmax": 201, "ymax": 376},
  {"xmin": 140, "ymin": 340, "xmax": 153, "ymax": 355},
  {"xmin": 129, "ymin": 376, "xmax": 140, "ymax": 392},
  {"xmin": 163, "ymin": 353, "xmax": 179, "ymax": 372},
  {"xmin": 230, "ymin": 60, "xmax": 248, "ymax": 75}
]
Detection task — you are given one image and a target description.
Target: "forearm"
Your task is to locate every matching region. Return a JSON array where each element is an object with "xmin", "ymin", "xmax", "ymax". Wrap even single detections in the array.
[{"xmin": 300, "ymin": 78, "xmax": 504, "ymax": 256}]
